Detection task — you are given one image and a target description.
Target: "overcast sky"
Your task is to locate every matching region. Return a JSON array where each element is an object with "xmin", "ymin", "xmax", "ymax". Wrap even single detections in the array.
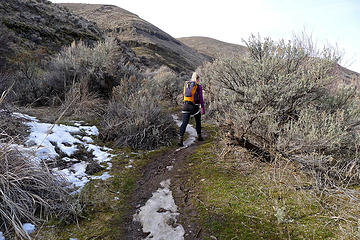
[{"xmin": 51, "ymin": 0, "xmax": 360, "ymax": 73}]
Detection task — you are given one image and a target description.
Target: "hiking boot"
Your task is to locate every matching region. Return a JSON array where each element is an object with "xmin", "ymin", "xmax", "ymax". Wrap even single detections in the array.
[
  {"xmin": 196, "ymin": 134, "xmax": 204, "ymax": 141},
  {"xmin": 178, "ymin": 136, "xmax": 184, "ymax": 146}
]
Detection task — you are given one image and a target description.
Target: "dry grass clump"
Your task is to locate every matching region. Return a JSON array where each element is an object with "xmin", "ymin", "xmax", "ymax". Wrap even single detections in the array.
[
  {"xmin": 0, "ymin": 93, "xmax": 78, "ymax": 239},
  {"xmin": 100, "ymin": 75, "xmax": 177, "ymax": 150},
  {"xmin": 0, "ymin": 85, "xmax": 29, "ymax": 143},
  {"xmin": 0, "ymin": 110, "xmax": 29, "ymax": 144},
  {"xmin": 201, "ymin": 34, "xmax": 360, "ymax": 188},
  {"xmin": 58, "ymin": 79, "xmax": 105, "ymax": 120},
  {"xmin": 0, "ymin": 145, "xmax": 77, "ymax": 239}
]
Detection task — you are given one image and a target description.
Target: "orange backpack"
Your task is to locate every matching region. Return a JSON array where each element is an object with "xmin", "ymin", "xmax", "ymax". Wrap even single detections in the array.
[{"xmin": 183, "ymin": 81, "xmax": 199, "ymax": 104}]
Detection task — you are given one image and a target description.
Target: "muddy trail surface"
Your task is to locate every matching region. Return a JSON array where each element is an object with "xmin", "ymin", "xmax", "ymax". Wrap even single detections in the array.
[{"xmin": 124, "ymin": 132, "xmax": 206, "ymax": 239}]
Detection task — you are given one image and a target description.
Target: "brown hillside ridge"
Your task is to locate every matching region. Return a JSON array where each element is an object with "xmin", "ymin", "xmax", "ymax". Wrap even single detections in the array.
[
  {"xmin": 178, "ymin": 36, "xmax": 247, "ymax": 59},
  {"xmin": 332, "ymin": 63, "xmax": 360, "ymax": 90},
  {"xmin": 0, "ymin": 0, "xmax": 102, "ymax": 71},
  {"xmin": 59, "ymin": 3, "xmax": 211, "ymax": 73},
  {"xmin": 178, "ymin": 36, "xmax": 360, "ymax": 86}
]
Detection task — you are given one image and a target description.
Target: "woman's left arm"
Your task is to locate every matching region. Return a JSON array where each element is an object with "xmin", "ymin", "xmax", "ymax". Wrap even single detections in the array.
[{"xmin": 199, "ymin": 85, "xmax": 205, "ymax": 114}]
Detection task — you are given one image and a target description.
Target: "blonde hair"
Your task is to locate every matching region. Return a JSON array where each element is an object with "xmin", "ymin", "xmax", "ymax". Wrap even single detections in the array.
[{"xmin": 191, "ymin": 72, "xmax": 200, "ymax": 82}]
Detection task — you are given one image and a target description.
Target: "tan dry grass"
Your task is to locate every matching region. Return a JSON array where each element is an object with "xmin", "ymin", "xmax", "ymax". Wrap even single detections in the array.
[
  {"xmin": 0, "ymin": 144, "xmax": 76, "ymax": 239},
  {"xmin": 59, "ymin": 80, "xmax": 105, "ymax": 120}
]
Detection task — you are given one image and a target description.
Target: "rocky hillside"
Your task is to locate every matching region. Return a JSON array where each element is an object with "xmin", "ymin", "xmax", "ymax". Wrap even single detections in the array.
[
  {"xmin": 58, "ymin": 3, "xmax": 211, "ymax": 73},
  {"xmin": 0, "ymin": 0, "xmax": 102, "ymax": 71},
  {"xmin": 178, "ymin": 36, "xmax": 247, "ymax": 59}
]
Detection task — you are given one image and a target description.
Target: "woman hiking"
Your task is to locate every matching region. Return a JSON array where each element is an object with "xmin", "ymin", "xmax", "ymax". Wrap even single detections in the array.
[{"xmin": 178, "ymin": 72, "xmax": 205, "ymax": 146}]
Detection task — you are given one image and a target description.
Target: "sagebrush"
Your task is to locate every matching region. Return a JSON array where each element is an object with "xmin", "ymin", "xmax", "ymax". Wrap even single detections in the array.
[
  {"xmin": 100, "ymin": 74, "xmax": 177, "ymax": 150},
  {"xmin": 58, "ymin": 79, "xmax": 105, "ymax": 120},
  {"xmin": 201, "ymin": 34, "xmax": 360, "ymax": 187},
  {"xmin": 47, "ymin": 37, "xmax": 119, "ymax": 98},
  {"xmin": 150, "ymin": 65, "xmax": 186, "ymax": 104}
]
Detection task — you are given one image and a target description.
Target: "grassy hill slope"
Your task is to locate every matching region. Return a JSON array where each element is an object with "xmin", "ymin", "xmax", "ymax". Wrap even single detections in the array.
[{"xmin": 178, "ymin": 36, "xmax": 247, "ymax": 59}]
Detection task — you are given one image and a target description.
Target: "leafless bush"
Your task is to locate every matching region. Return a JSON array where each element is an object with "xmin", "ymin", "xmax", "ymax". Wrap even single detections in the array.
[
  {"xmin": 201, "ymin": 34, "xmax": 360, "ymax": 187},
  {"xmin": 0, "ymin": 145, "xmax": 77, "ymax": 239},
  {"xmin": 151, "ymin": 65, "xmax": 185, "ymax": 104},
  {"xmin": 58, "ymin": 78, "xmax": 105, "ymax": 120},
  {"xmin": 47, "ymin": 37, "xmax": 118, "ymax": 98},
  {"xmin": 100, "ymin": 75, "xmax": 177, "ymax": 150}
]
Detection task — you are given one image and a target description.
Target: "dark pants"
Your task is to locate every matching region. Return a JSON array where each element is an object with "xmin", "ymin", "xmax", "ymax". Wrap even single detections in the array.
[{"xmin": 179, "ymin": 103, "xmax": 201, "ymax": 137}]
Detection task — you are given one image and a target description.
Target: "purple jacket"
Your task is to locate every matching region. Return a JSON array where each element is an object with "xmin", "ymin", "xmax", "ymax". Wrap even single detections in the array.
[{"xmin": 197, "ymin": 85, "xmax": 205, "ymax": 114}]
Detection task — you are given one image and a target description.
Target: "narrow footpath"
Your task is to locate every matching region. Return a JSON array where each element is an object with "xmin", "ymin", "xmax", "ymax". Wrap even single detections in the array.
[{"xmin": 125, "ymin": 116, "xmax": 206, "ymax": 240}]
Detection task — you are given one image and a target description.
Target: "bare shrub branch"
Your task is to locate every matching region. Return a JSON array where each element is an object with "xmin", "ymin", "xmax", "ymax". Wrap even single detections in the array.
[{"xmin": 58, "ymin": 78, "xmax": 105, "ymax": 120}]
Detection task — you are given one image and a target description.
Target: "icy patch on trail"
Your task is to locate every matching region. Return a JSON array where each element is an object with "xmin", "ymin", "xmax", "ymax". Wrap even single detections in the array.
[
  {"xmin": 133, "ymin": 179, "xmax": 185, "ymax": 240},
  {"xmin": 133, "ymin": 115, "xmax": 198, "ymax": 239},
  {"xmin": 172, "ymin": 115, "xmax": 197, "ymax": 151}
]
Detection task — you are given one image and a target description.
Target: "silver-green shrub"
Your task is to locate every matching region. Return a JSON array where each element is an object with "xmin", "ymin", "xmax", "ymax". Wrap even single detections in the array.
[
  {"xmin": 47, "ymin": 37, "xmax": 118, "ymax": 97},
  {"xmin": 151, "ymin": 65, "xmax": 185, "ymax": 104},
  {"xmin": 100, "ymin": 75, "xmax": 177, "ymax": 150},
  {"xmin": 201, "ymin": 34, "xmax": 360, "ymax": 186}
]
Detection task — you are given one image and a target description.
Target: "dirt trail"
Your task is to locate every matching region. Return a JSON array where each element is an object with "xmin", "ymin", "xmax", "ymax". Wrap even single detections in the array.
[{"xmin": 124, "ymin": 138, "xmax": 205, "ymax": 240}]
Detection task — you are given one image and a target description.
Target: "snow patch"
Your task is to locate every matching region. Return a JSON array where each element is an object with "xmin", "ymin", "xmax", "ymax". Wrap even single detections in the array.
[
  {"xmin": 22, "ymin": 223, "xmax": 35, "ymax": 234},
  {"xmin": 10, "ymin": 113, "xmax": 114, "ymax": 193},
  {"xmin": 133, "ymin": 179, "xmax": 185, "ymax": 240},
  {"xmin": 0, "ymin": 232, "xmax": 5, "ymax": 240},
  {"xmin": 24, "ymin": 121, "xmax": 82, "ymax": 159},
  {"xmin": 79, "ymin": 125, "xmax": 98, "ymax": 136},
  {"xmin": 82, "ymin": 136, "xmax": 94, "ymax": 143},
  {"xmin": 90, "ymin": 172, "xmax": 112, "ymax": 180},
  {"xmin": 12, "ymin": 112, "xmax": 39, "ymax": 122}
]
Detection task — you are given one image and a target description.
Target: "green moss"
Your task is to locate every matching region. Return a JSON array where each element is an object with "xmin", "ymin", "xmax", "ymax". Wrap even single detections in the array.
[{"xmin": 185, "ymin": 127, "xmax": 336, "ymax": 240}]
